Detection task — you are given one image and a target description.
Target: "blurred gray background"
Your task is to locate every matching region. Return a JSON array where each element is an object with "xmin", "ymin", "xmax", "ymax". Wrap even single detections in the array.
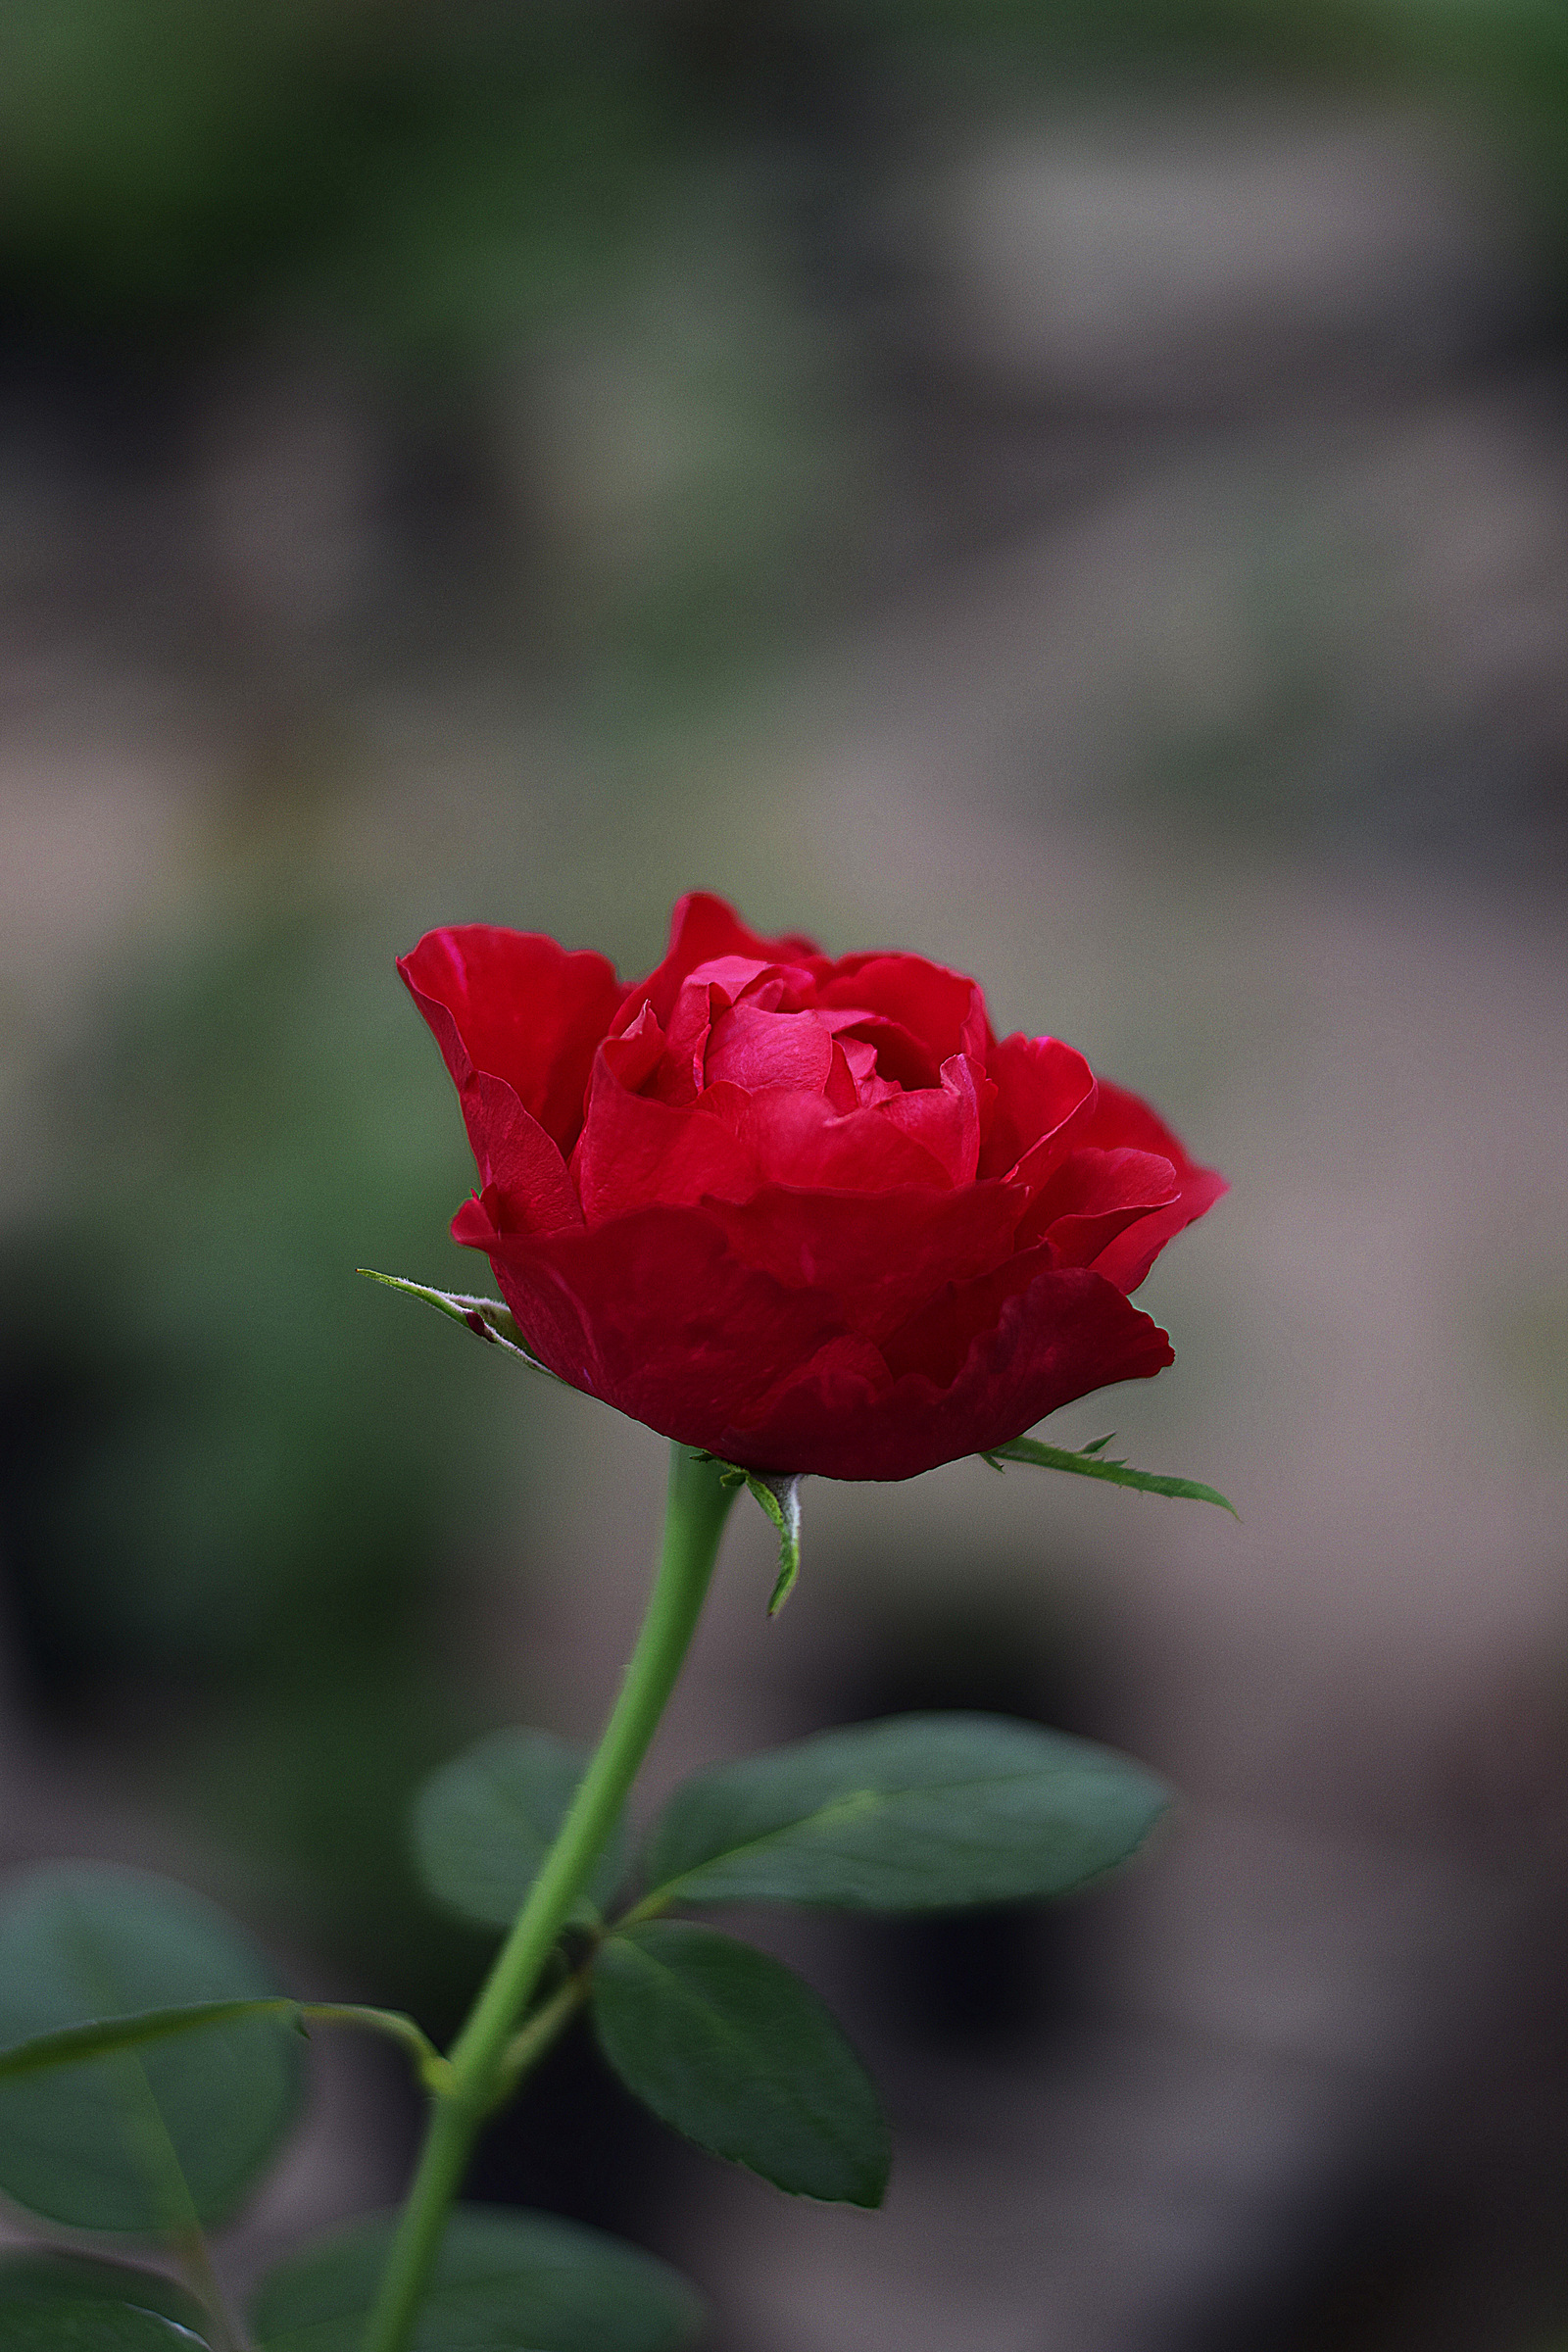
[{"xmin": 1, "ymin": 5, "xmax": 1566, "ymax": 2347}]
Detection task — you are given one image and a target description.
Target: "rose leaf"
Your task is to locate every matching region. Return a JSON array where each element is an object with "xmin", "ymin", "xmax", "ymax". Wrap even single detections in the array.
[
  {"xmin": 592, "ymin": 1922, "xmax": 889, "ymax": 2206},
  {"xmin": 637, "ymin": 1713, "xmax": 1170, "ymax": 1912},
  {"xmin": 0, "ymin": 2252, "xmax": 218, "ymax": 2347},
  {"xmin": 412, "ymin": 1729, "xmax": 628, "ymax": 1932},
  {"xmin": 249, "ymin": 2205, "xmax": 704, "ymax": 2352},
  {"xmin": 0, "ymin": 1864, "xmax": 305, "ymax": 2234}
]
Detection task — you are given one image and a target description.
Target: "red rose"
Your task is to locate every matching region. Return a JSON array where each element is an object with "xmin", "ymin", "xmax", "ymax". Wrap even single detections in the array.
[{"xmin": 399, "ymin": 895, "xmax": 1224, "ymax": 1482}]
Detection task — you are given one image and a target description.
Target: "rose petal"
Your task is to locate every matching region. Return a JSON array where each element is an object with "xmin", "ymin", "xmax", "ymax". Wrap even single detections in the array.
[
  {"xmin": 1075, "ymin": 1080, "xmax": 1229, "ymax": 1293},
  {"xmin": 717, "ymin": 1265, "xmax": 1175, "ymax": 1481},
  {"xmin": 462, "ymin": 1071, "xmax": 583, "ymax": 1233},
  {"xmin": 832, "ymin": 1033, "xmax": 880, "ymax": 1087},
  {"xmin": 817, "ymin": 955, "xmax": 993, "ymax": 1071},
  {"xmin": 705, "ymin": 1179, "xmax": 1025, "ymax": 1344},
  {"xmin": 650, "ymin": 978, "xmax": 724, "ymax": 1105},
  {"xmin": 472, "ymin": 1204, "xmax": 860, "ymax": 1434},
  {"xmin": 649, "ymin": 956, "xmax": 814, "ymax": 1076},
  {"xmin": 705, "ymin": 1004, "xmax": 837, "ymax": 1094},
  {"xmin": 572, "ymin": 1052, "xmax": 756, "ymax": 1221},
  {"xmin": 1018, "ymin": 1145, "xmax": 1179, "ymax": 1264},
  {"xmin": 823, "ymin": 1043, "xmax": 859, "ymax": 1114},
  {"xmin": 623, "ymin": 894, "xmax": 827, "ymax": 1029},
  {"xmin": 821, "ymin": 1010, "xmax": 940, "ymax": 1092},
  {"xmin": 707, "ymin": 1086, "xmax": 956, "ymax": 1192},
  {"xmin": 876, "ymin": 1054, "xmax": 988, "ymax": 1187},
  {"xmin": 879, "ymin": 1246, "xmax": 1047, "ymax": 1389},
  {"xmin": 458, "ymin": 1200, "xmax": 1170, "ymax": 1483},
  {"xmin": 399, "ymin": 926, "xmax": 623, "ymax": 1157},
  {"xmin": 981, "ymin": 1034, "xmax": 1097, "ymax": 1179},
  {"xmin": 602, "ymin": 1001, "xmax": 665, "ymax": 1094}
]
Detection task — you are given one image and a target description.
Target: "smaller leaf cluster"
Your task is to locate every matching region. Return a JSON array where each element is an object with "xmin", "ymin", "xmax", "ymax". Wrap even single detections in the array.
[
  {"xmin": 412, "ymin": 1712, "xmax": 1170, "ymax": 2209},
  {"xmin": 0, "ymin": 1704, "xmax": 1169, "ymax": 2344},
  {"xmin": 0, "ymin": 1864, "xmax": 307, "ymax": 2238},
  {"xmin": 0, "ymin": 1866, "xmax": 699, "ymax": 2351}
]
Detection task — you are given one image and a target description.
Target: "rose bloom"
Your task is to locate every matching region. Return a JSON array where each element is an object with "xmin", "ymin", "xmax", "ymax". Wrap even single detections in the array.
[{"xmin": 400, "ymin": 895, "xmax": 1224, "ymax": 1482}]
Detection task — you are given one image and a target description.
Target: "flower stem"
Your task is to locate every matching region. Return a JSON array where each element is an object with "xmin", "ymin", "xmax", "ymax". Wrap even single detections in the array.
[{"xmin": 359, "ymin": 1444, "xmax": 737, "ymax": 2352}]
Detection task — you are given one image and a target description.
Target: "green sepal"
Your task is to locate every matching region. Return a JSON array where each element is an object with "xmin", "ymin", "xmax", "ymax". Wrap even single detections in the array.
[
  {"xmin": 750, "ymin": 1474, "xmax": 803, "ymax": 1614},
  {"xmin": 249, "ymin": 2204, "xmax": 704, "ymax": 2352},
  {"xmin": 358, "ymin": 1269, "xmax": 560, "ymax": 1380},
  {"xmin": 983, "ymin": 1433, "xmax": 1238, "ymax": 1515},
  {"xmin": 705, "ymin": 1462, "xmax": 804, "ymax": 1613},
  {"xmin": 0, "ymin": 2252, "xmax": 217, "ymax": 2347},
  {"xmin": 592, "ymin": 1922, "xmax": 889, "ymax": 2207}
]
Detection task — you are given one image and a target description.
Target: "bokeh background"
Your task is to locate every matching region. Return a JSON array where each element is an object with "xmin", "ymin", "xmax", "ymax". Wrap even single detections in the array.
[{"xmin": 2, "ymin": 5, "xmax": 1567, "ymax": 2347}]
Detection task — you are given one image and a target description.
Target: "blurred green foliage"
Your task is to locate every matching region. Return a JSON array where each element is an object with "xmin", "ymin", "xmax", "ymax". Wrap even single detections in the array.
[
  {"xmin": 0, "ymin": 877, "xmax": 522, "ymax": 2010},
  {"xmin": 1, "ymin": 0, "xmax": 1564, "ymax": 355},
  {"xmin": 0, "ymin": 2, "xmax": 688, "ymax": 350},
  {"xmin": 2, "ymin": 0, "xmax": 1563, "ymax": 2030}
]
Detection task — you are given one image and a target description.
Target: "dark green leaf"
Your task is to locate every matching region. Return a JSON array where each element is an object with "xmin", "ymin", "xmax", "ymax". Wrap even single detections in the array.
[
  {"xmin": 358, "ymin": 1270, "xmax": 559, "ymax": 1378},
  {"xmin": 0, "ymin": 1863, "xmax": 305, "ymax": 2233},
  {"xmin": 641, "ymin": 1712, "xmax": 1170, "ymax": 1912},
  {"xmin": 593, "ymin": 1923, "xmax": 888, "ymax": 2206},
  {"xmin": 0, "ymin": 2254, "xmax": 216, "ymax": 2348},
  {"xmin": 412, "ymin": 1730, "xmax": 626, "ymax": 1931},
  {"xmin": 249, "ymin": 2205, "xmax": 704, "ymax": 2352},
  {"xmin": 985, "ymin": 1434, "xmax": 1238, "ymax": 1514}
]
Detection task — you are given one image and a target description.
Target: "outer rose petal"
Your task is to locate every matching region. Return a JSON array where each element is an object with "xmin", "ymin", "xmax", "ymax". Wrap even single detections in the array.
[
  {"xmin": 399, "ymin": 927, "xmax": 623, "ymax": 1156},
  {"xmin": 1075, "ymin": 1080, "xmax": 1228, "ymax": 1294},
  {"xmin": 458, "ymin": 1200, "xmax": 1171, "ymax": 1482},
  {"xmin": 1019, "ymin": 1145, "xmax": 1179, "ymax": 1263},
  {"xmin": 705, "ymin": 1180, "xmax": 1025, "ymax": 1345},
  {"xmin": 471, "ymin": 1205, "xmax": 862, "ymax": 1437},
  {"xmin": 981, "ymin": 1034, "xmax": 1097, "ymax": 1179},
  {"xmin": 716, "ymin": 1266, "xmax": 1175, "ymax": 1481}
]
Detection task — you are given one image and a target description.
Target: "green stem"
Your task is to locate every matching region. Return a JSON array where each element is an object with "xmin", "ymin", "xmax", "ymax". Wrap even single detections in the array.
[
  {"xmin": 360, "ymin": 1445, "xmax": 736, "ymax": 2352},
  {"xmin": 299, "ymin": 2004, "xmax": 453, "ymax": 2094}
]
